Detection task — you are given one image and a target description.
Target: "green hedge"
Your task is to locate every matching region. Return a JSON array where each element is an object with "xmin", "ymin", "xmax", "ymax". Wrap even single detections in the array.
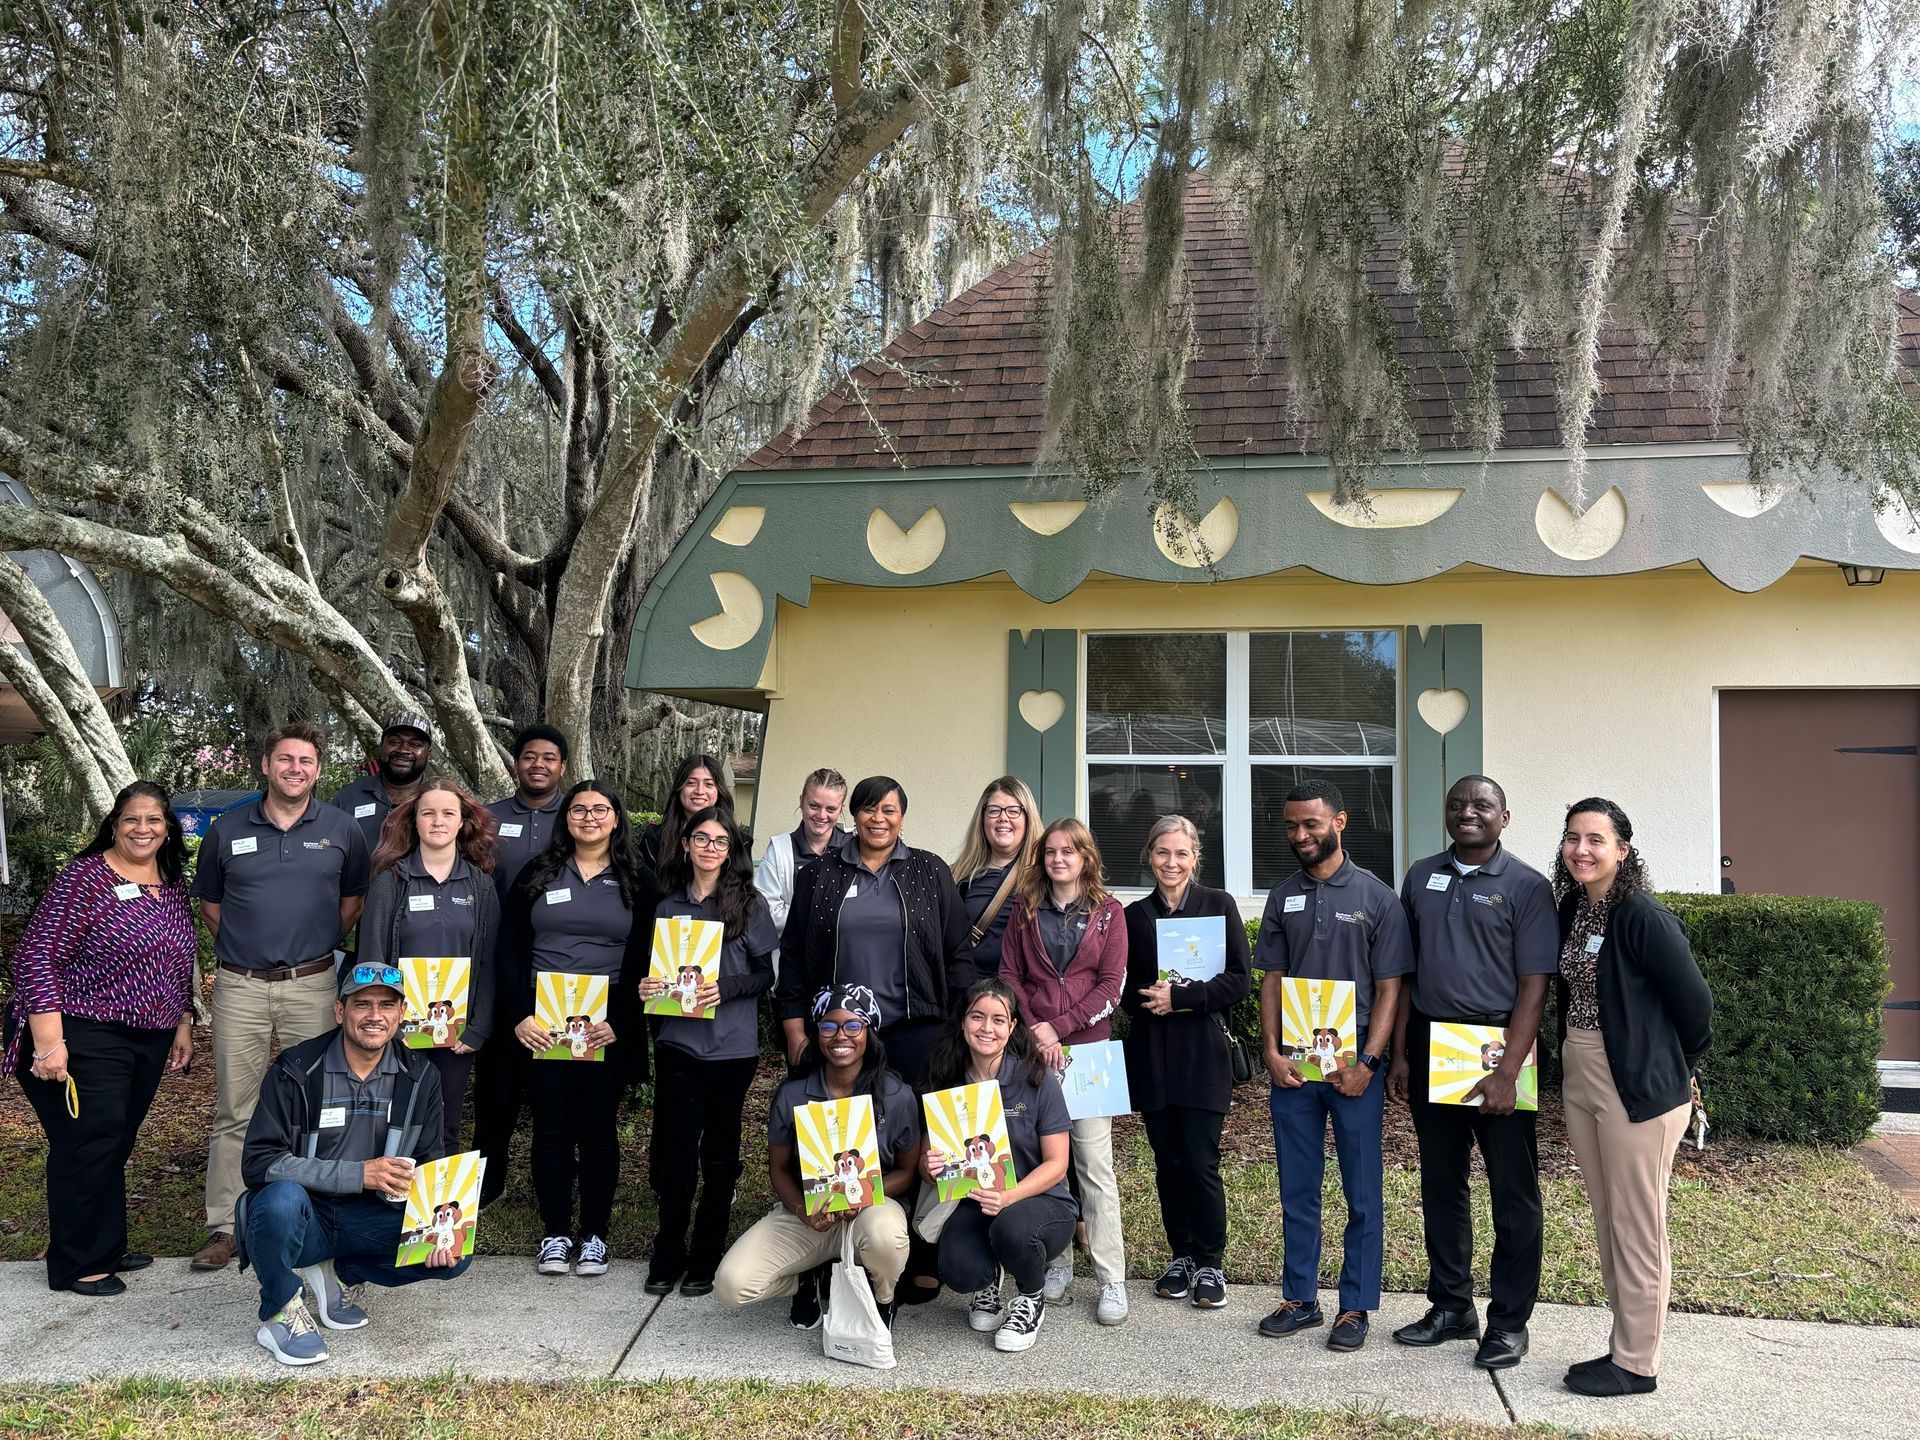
[{"xmin": 1209, "ymin": 892, "xmax": 1886, "ymax": 1146}]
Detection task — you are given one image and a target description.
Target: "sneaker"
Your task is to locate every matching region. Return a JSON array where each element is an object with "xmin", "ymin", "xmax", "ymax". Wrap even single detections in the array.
[
  {"xmin": 575, "ymin": 1236, "xmax": 609, "ymax": 1277},
  {"xmin": 968, "ymin": 1282, "xmax": 1007, "ymax": 1332},
  {"xmin": 256, "ymin": 1295, "xmax": 329, "ymax": 1366},
  {"xmin": 1096, "ymin": 1281, "xmax": 1130, "ymax": 1326},
  {"xmin": 536, "ymin": 1235, "xmax": 573, "ymax": 1276},
  {"xmin": 1257, "ymin": 1299, "xmax": 1324, "ymax": 1338},
  {"xmin": 1042, "ymin": 1263, "xmax": 1073, "ymax": 1303},
  {"xmin": 1328, "ymin": 1309, "xmax": 1371, "ymax": 1351},
  {"xmin": 788, "ymin": 1269, "xmax": 823, "ymax": 1330},
  {"xmin": 1191, "ymin": 1265, "xmax": 1227, "ymax": 1309},
  {"xmin": 191, "ymin": 1231, "xmax": 237, "ymax": 1272},
  {"xmin": 1154, "ymin": 1255, "xmax": 1194, "ymax": 1299},
  {"xmin": 994, "ymin": 1293, "xmax": 1046, "ymax": 1352},
  {"xmin": 296, "ymin": 1259, "xmax": 368, "ymax": 1331}
]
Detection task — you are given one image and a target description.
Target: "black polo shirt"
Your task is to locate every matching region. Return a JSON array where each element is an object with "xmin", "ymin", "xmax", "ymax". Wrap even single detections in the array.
[
  {"xmin": 486, "ymin": 793, "xmax": 563, "ymax": 900},
  {"xmin": 316, "ymin": 1033, "xmax": 403, "ymax": 1167},
  {"xmin": 392, "ymin": 851, "xmax": 482, "ymax": 958},
  {"xmin": 194, "ymin": 797, "xmax": 370, "ymax": 969},
  {"xmin": 529, "ymin": 855, "xmax": 635, "ymax": 978},
  {"xmin": 1399, "ymin": 845, "xmax": 1559, "ymax": 1019},
  {"xmin": 1035, "ymin": 894, "xmax": 1089, "ymax": 976},
  {"xmin": 769, "ymin": 1068, "xmax": 921, "ymax": 1181},
  {"xmin": 331, "ymin": 772, "xmax": 411, "ymax": 854},
  {"xmin": 1254, "ymin": 855, "xmax": 1413, "ymax": 1038}
]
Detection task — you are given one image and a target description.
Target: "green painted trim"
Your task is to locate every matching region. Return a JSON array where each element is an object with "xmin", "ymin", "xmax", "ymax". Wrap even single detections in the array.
[
  {"xmin": 1038, "ymin": 630, "xmax": 1078, "ymax": 821},
  {"xmin": 1440, "ymin": 625, "xmax": 1484, "ymax": 790},
  {"xmin": 1404, "ymin": 624, "xmax": 1485, "ymax": 860},
  {"xmin": 1006, "ymin": 630, "xmax": 1045, "ymax": 798}
]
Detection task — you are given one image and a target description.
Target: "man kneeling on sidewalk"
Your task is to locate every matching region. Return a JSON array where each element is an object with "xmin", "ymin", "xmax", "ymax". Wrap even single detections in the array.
[{"xmin": 240, "ymin": 962, "xmax": 470, "ymax": 1366}]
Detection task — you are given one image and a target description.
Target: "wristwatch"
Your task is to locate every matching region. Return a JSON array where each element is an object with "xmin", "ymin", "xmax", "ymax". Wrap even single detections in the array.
[{"xmin": 1359, "ymin": 1052, "xmax": 1382, "ymax": 1072}]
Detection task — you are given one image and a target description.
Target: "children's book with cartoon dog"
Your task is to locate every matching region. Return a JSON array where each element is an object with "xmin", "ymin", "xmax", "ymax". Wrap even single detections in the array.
[
  {"xmin": 1057, "ymin": 1039, "xmax": 1131, "ymax": 1121},
  {"xmin": 644, "ymin": 914, "xmax": 724, "ymax": 1019},
  {"xmin": 399, "ymin": 956, "xmax": 470, "ymax": 1049},
  {"xmin": 395, "ymin": 1149, "xmax": 485, "ymax": 1266},
  {"xmin": 1278, "ymin": 976, "xmax": 1357, "ymax": 1081},
  {"xmin": 794, "ymin": 1094, "xmax": 883, "ymax": 1216},
  {"xmin": 923, "ymin": 1081, "xmax": 1017, "ymax": 1203},
  {"xmin": 533, "ymin": 970, "xmax": 609, "ymax": 1061},
  {"xmin": 1427, "ymin": 1021, "xmax": 1539, "ymax": 1111},
  {"xmin": 1154, "ymin": 914, "xmax": 1226, "ymax": 985}
]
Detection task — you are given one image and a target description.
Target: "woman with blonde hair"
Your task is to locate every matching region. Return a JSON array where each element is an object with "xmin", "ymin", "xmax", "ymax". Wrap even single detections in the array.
[
  {"xmin": 950, "ymin": 776, "xmax": 1042, "ymax": 983},
  {"xmin": 998, "ymin": 819, "xmax": 1130, "ymax": 1325}
]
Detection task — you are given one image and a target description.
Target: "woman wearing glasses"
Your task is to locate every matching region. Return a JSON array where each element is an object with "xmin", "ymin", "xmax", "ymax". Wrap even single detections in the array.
[
  {"xmin": 949, "ymin": 777, "xmax": 1041, "ymax": 983},
  {"xmin": 358, "ymin": 779, "xmax": 501, "ymax": 1154},
  {"xmin": 640, "ymin": 806, "xmax": 779, "ymax": 1296},
  {"xmin": 504, "ymin": 781, "xmax": 655, "ymax": 1278},
  {"xmin": 636, "ymin": 753, "xmax": 732, "ymax": 874}
]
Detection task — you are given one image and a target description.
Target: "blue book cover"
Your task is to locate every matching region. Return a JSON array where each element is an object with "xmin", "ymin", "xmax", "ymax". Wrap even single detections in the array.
[{"xmin": 1154, "ymin": 913, "xmax": 1226, "ymax": 984}]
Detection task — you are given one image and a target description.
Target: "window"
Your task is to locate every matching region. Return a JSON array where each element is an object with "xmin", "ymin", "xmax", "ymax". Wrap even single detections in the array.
[{"xmin": 1085, "ymin": 631, "xmax": 1399, "ymax": 895}]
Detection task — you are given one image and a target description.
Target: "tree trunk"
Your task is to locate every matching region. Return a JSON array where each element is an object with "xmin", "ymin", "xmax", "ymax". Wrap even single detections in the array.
[{"xmin": 0, "ymin": 640, "xmax": 117, "ymax": 824}]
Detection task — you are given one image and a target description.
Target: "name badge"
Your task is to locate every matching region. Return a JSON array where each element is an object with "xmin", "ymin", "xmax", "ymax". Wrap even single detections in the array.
[
  {"xmin": 845, "ymin": 883, "xmax": 858, "ymax": 899},
  {"xmin": 231, "ymin": 836, "xmax": 258, "ymax": 856},
  {"xmin": 409, "ymin": 894, "xmax": 435, "ymax": 912},
  {"xmin": 354, "ymin": 803, "xmax": 377, "ymax": 819},
  {"xmin": 546, "ymin": 888, "xmax": 572, "ymax": 905},
  {"xmin": 1283, "ymin": 894, "xmax": 1306, "ymax": 913},
  {"xmin": 113, "ymin": 882, "xmax": 142, "ymax": 901},
  {"xmin": 1585, "ymin": 933, "xmax": 1604, "ymax": 955},
  {"xmin": 498, "ymin": 823, "xmax": 524, "ymax": 838},
  {"xmin": 1425, "ymin": 872, "xmax": 1451, "ymax": 892},
  {"xmin": 318, "ymin": 1105, "xmax": 347, "ymax": 1129}
]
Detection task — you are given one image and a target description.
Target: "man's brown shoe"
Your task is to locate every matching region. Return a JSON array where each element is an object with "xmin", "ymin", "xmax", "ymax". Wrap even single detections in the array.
[{"xmin": 191, "ymin": 1232, "xmax": 236, "ymax": 1271}]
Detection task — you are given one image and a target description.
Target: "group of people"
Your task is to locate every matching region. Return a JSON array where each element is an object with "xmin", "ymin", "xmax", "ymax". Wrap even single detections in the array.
[{"xmin": 5, "ymin": 714, "xmax": 1712, "ymax": 1399}]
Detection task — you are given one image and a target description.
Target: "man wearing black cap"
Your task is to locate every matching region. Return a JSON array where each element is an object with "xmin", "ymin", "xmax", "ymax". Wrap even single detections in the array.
[
  {"xmin": 241, "ymin": 961, "xmax": 470, "ymax": 1367},
  {"xmin": 331, "ymin": 711, "xmax": 435, "ymax": 853}
]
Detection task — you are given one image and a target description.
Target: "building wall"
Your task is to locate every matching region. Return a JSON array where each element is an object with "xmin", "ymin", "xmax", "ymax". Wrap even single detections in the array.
[{"xmin": 754, "ymin": 565, "xmax": 1920, "ymax": 892}]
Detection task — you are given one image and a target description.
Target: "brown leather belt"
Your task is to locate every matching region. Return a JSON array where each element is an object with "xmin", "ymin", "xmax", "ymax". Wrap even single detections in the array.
[{"xmin": 219, "ymin": 957, "xmax": 334, "ymax": 983}]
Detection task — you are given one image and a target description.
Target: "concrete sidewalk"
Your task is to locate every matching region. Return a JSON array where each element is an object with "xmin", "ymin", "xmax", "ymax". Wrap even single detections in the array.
[{"xmin": 3, "ymin": 1258, "xmax": 1913, "ymax": 1440}]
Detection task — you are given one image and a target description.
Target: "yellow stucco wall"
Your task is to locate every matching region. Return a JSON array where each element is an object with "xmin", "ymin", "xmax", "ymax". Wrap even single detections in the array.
[{"xmin": 753, "ymin": 565, "xmax": 1920, "ymax": 894}]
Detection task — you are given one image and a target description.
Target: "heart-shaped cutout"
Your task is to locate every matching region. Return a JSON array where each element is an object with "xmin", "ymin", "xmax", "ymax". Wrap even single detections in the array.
[
  {"xmin": 1416, "ymin": 687, "xmax": 1469, "ymax": 736},
  {"xmin": 1018, "ymin": 689, "xmax": 1067, "ymax": 734}
]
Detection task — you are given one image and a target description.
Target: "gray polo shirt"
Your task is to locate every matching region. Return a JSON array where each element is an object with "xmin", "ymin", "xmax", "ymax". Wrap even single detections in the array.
[
  {"xmin": 1036, "ymin": 895, "xmax": 1090, "ymax": 977},
  {"xmin": 1254, "ymin": 855, "xmax": 1414, "ymax": 1038},
  {"xmin": 769, "ymin": 1067, "xmax": 922, "ymax": 1181},
  {"xmin": 315, "ymin": 1032, "xmax": 403, "ymax": 1169},
  {"xmin": 392, "ymin": 851, "xmax": 482, "ymax": 959},
  {"xmin": 331, "ymin": 772, "xmax": 411, "ymax": 854},
  {"xmin": 653, "ymin": 886, "xmax": 780, "ymax": 1062},
  {"xmin": 832, "ymin": 833, "xmax": 909, "ymax": 1026},
  {"xmin": 194, "ymin": 798, "xmax": 371, "ymax": 969},
  {"xmin": 530, "ymin": 855, "xmax": 634, "ymax": 978},
  {"xmin": 486, "ymin": 793, "xmax": 563, "ymax": 900},
  {"xmin": 1399, "ymin": 845, "xmax": 1559, "ymax": 1019}
]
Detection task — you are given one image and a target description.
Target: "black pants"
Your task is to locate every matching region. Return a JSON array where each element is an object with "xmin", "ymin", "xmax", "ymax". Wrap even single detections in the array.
[
  {"xmin": 18, "ymin": 1017, "xmax": 171, "ymax": 1290},
  {"xmin": 878, "ymin": 1018, "xmax": 941, "ymax": 1089},
  {"xmin": 1140, "ymin": 1103, "xmax": 1227, "ymax": 1268},
  {"xmin": 937, "ymin": 1193, "xmax": 1079, "ymax": 1297},
  {"xmin": 472, "ymin": 1026, "xmax": 529, "ymax": 1204},
  {"xmin": 648, "ymin": 1044, "xmax": 757, "ymax": 1282},
  {"xmin": 1406, "ymin": 1014, "xmax": 1543, "ymax": 1330},
  {"xmin": 526, "ymin": 1055, "xmax": 623, "ymax": 1239},
  {"xmin": 417, "ymin": 1046, "xmax": 478, "ymax": 1158}
]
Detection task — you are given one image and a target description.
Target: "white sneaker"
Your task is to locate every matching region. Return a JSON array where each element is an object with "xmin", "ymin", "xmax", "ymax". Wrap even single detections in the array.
[
  {"xmin": 994, "ymin": 1293, "xmax": 1046, "ymax": 1352},
  {"xmin": 575, "ymin": 1235, "xmax": 609, "ymax": 1277},
  {"xmin": 256, "ymin": 1295, "xmax": 329, "ymax": 1366},
  {"xmin": 967, "ymin": 1282, "xmax": 1006, "ymax": 1332},
  {"xmin": 536, "ymin": 1235, "xmax": 573, "ymax": 1276},
  {"xmin": 296, "ymin": 1259, "xmax": 369, "ymax": 1330},
  {"xmin": 1042, "ymin": 1263, "xmax": 1073, "ymax": 1303},
  {"xmin": 1096, "ymin": 1280, "xmax": 1130, "ymax": 1326}
]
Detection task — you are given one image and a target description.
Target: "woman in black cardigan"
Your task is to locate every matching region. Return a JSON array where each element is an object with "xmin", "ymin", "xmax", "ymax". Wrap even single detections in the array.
[
  {"xmin": 1552, "ymin": 797, "xmax": 1712, "ymax": 1398},
  {"xmin": 1121, "ymin": 814, "xmax": 1252, "ymax": 1312}
]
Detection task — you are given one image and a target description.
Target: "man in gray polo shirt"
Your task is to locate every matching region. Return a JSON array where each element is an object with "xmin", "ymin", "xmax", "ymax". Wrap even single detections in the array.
[
  {"xmin": 191, "ymin": 719, "xmax": 371, "ymax": 1273},
  {"xmin": 1254, "ymin": 778, "xmax": 1411, "ymax": 1353},
  {"xmin": 330, "ymin": 711, "xmax": 434, "ymax": 853},
  {"xmin": 1388, "ymin": 775, "xmax": 1558, "ymax": 1370}
]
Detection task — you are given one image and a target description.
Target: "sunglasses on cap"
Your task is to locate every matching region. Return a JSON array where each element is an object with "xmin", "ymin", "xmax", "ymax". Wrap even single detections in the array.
[{"xmin": 349, "ymin": 964, "xmax": 405, "ymax": 988}]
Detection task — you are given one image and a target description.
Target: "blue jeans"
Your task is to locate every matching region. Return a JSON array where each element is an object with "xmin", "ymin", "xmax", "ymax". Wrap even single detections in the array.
[
  {"xmin": 1269, "ymin": 1077, "xmax": 1385, "ymax": 1312},
  {"xmin": 246, "ymin": 1180, "xmax": 471, "ymax": 1321}
]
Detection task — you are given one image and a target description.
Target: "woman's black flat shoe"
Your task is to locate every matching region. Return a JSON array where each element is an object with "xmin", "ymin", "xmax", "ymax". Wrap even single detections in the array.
[
  {"xmin": 895, "ymin": 1276, "xmax": 942, "ymax": 1306},
  {"xmin": 65, "ymin": 1276, "xmax": 127, "ymax": 1297},
  {"xmin": 1564, "ymin": 1360, "xmax": 1657, "ymax": 1396},
  {"xmin": 679, "ymin": 1276, "xmax": 714, "ymax": 1298},
  {"xmin": 115, "ymin": 1252, "xmax": 153, "ymax": 1272}
]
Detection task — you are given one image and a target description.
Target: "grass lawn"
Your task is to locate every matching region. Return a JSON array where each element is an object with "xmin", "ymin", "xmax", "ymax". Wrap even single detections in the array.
[
  {"xmin": 0, "ymin": 1377, "xmax": 1652, "ymax": 1440},
  {"xmin": 3, "ymin": 1035, "xmax": 1914, "ymax": 1326}
]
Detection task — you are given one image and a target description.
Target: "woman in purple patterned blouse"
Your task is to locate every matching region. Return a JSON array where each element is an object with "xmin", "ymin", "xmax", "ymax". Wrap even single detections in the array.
[{"xmin": 7, "ymin": 781, "xmax": 198, "ymax": 1296}]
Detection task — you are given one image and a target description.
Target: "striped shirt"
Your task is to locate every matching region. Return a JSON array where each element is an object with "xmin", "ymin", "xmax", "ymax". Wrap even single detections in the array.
[{"xmin": 4, "ymin": 852, "xmax": 198, "ymax": 1071}]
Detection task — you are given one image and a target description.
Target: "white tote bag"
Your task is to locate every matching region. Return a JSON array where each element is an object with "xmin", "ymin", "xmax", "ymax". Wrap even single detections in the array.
[{"xmin": 823, "ymin": 1220, "xmax": 896, "ymax": 1370}]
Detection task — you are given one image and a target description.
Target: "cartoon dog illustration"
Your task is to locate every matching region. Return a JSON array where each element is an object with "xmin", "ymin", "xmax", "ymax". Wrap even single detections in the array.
[
  {"xmin": 565, "ymin": 1013, "xmax": 591, "ymax": 1058},
  {"xmin": 1311, "ymin": 1027, "xmax": 1341, "ymax": 1074},
  {"xmin": 829, "ymin": 1149, "xmax": 868, "ymax": 1206},
  {"xmin": 426, "ymin": 999, "xmax": 452, "ymax": 1047},
  {"xmin": 672, "ymin": 964, "xmax": 703, "ymax": 1013},
  {"xmin": 960, "ymin": 1134, "xmax": 1001, "ymax": 1190}
]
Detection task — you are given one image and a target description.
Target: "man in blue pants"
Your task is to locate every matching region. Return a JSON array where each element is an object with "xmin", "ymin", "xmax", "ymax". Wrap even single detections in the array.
[{"xmin": 1253, "ymin": 779, "xmax": 1412, "ymax": 1352}]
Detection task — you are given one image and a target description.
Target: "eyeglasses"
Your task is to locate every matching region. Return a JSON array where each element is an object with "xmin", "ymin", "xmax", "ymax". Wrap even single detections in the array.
[
  {"xmin": 816, "ymin": 1019, "xmax": 868, "ymax": 1038},
  {"xmin": 982, "ymin": 805, "xmax": 1024, "ymax": 821},
  {"xmin": 348, "ymin": 964, "xmax": 404, "ymax": 988},
  {"xmin": 568, "ymin": 805, "xmax": 615, "ymax": 820},
  {"xmin": 687, "ymin": 834, "xmax": 731, "ymax": 852}
]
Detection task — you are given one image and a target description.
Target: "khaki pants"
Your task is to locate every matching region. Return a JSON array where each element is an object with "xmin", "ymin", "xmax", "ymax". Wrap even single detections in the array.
[
  {"xmin": 714, "ymin": 1202, "xmax": 909, "ymax": 1306},
  {"xmin": 205, "ymin": 966, "xmax": 338, "ymax": 1231},
  {"xmin": 1049, "ymin": 1115, "xmax": 1127, "ymax": 1285},
  {"xmin": 1561, "ymin": 1028, "xmax": 1691, "ymax": 1376}
]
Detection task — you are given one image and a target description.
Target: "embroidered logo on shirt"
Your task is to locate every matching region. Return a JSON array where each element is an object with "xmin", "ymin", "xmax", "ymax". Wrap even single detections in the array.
[
  {"xmin": 303, "ymin": 839, "xmax": 333, "ymax": 851},
  {"xmin": 1471, "ymin": 893, "xmax": 1504, "ymax": 908},
  {"xmin": 451, "ymin": 895, "xmax": 473, "ymax": 907},
  {"xmin": 1334, "ymin": 909, "xmax": 1368, "ymax": 925}
]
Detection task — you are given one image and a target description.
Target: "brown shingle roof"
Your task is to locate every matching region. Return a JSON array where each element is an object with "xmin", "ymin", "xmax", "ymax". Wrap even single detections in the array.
[{"xmin": 744, "ymin": 175, "xmax": 1920, "ymax": 472}]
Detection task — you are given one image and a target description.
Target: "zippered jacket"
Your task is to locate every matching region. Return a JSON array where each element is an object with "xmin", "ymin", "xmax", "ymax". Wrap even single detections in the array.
[{"xmin": 998, "ymin": 894, "xmax": 1129, "ymax": 1045}]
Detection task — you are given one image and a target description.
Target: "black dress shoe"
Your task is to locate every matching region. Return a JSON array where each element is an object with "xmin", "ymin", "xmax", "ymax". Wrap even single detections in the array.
[
  {"xmin": 679, "ymin": 1276, "xmax": 715, "ymax": 1298},
  {"xmin": 1392, "ymin": 1305, "xmax": 1480, "ymax": 1346},
  {"xmin": 65, "ymin": 1275, "xmax": 127, "ymax": 1297},
  {"xmin": 643, "ymin": 1272, "xmax": 679, "ymax": 1296},
  {"xmin": 1564, "ymin": 1360, "xmax": 1657, "ymax": 1397},
  {"xmin": 1474, "ymin": 1327, "xmax": 1529, "ymax": 1369},
  {"xmin": 115, "ymin": 1252, "xmax": 153, "ymax": 1272}
]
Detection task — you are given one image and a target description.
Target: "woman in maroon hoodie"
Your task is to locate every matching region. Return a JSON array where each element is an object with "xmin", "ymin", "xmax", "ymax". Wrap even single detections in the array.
[{"xmin": 999, "ymin": 819, "xmax": 1130, "ymax": 1326}]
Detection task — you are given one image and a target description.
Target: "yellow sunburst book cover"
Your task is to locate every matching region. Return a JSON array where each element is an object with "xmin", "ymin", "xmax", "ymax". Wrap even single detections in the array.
[
  {"xmin": 533, "ymin": 970, "xmax": 609, "ymax": 1061},
  {"xmin": 395, "ymin": 1149, "xmax": 485, "ymax": 1266},
  {"xmin": 399, "ymin": 956, "xmax": 470, "ymax": 1049},
  {"xmin": 1279, "ymin": 976, "xmax": 1357, "ymax": 1081},
  {"xmin": 923, "ymin": 1080, "xmax": 1017, "ymax": 1203},
  {"xmin": 645, "ymin": 915, "xmax": 723, "ymax": 1019},
  {"xmin": 794, "ymin": 1095, "xmax": 883, "ymax": 1216},
  {"xmin": 1427, "ymin": 1023, "xmax": 1539, "ymax": 1110}
]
